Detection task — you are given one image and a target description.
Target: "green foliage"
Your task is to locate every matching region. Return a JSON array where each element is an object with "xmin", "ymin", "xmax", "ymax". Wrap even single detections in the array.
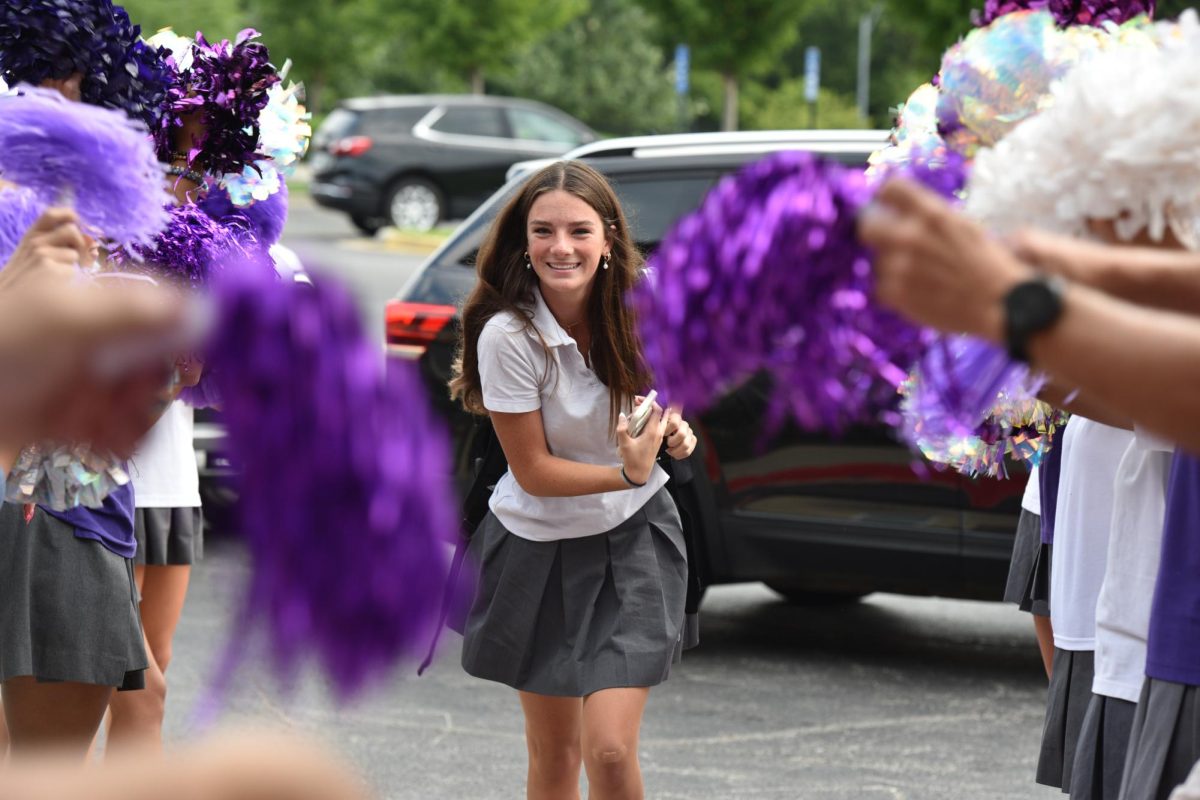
[
  {"xmin": 635, "ymin": 0, "xmax": 812, "ymax": 78},
  {"xmin": 396, "ymin": 0, "xmax": 587, "ymax": 91},
  {"xmin": 634, "ymin": 0, "xmax": 816, "ymax": 129},
  {"xmin": 114, "ymin": 0, "xmax": 247, "ymax": 39},
  {"xmin": 494, "ymin": 0, "xmax": 679, "ymax": 136},
  {"xmin": 741, "ymin": 81, "xmax": 870, "ymax": 131},
  {"xmin": 246, "ymin": 0, "xmax": 406, "ymax": 114}
]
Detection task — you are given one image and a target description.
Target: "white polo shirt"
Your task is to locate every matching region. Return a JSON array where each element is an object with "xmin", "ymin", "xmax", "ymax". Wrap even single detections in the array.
[
  {"xmin": 1050, "ymin": 417, "xmax": 1136, "ymax": 651},
  {"xmin": 129, "ymin": 400, "xmax": 201, "ymax": 508},
  {"xmin": 1092, "ymin": 430, "xmax": 1173, "ymax": 702},
  {"xmin": 478, "ymin": 287, "xmax": 668, "ymax": 542}
]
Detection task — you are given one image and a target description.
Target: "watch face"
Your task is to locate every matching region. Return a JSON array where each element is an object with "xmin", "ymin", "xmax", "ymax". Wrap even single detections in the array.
[
  {"xmin": 1005, "ymin": 277, "xmax": 1065, "ymax": 361},
  {"xmin": 1010, "ymin": 281, "xmax": 1058, "ymax": 330}
]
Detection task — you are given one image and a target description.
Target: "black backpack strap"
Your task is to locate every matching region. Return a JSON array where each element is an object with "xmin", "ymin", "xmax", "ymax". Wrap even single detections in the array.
[
  {"xmin": 417, "ymin": 533, "xmax": 470, "ymax": 676},
  {"xmin": 418, "ymin": 417, "xmax": 509, "ymax": 676}
]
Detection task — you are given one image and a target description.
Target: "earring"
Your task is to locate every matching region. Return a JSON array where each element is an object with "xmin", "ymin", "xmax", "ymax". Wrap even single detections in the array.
[
  {"xmin": 602, "ymin": 255, "xmax": 610, "ymax": 270},
  {"xmin": 524, "ymin": 251, "xmax": 531, "ymax": 270}
]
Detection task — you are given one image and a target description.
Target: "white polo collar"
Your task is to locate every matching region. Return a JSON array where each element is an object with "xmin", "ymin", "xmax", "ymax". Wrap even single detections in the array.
[{"xmin": 527, "ymin": 285, "xmax": 573, "ymax": 348}]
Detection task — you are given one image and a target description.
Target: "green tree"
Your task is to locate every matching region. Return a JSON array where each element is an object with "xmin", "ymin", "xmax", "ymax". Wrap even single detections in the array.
[
  {"xmin": 495, "ymin": 0, "xmax": 679, "ymax": 136},
  {"xmin": 635, "ymin": 0, "xmax": 813, "ymax": 131},
  {"xmin": 116, "ymin": 0, "xmax": 247, "ymax": 40},
  {"xmin": 246, "ymin": 0, "xmax": 402, "ymax": 115},
  {"xmin": 396, "ymin": 0, "xmax": 587, "ymax": 94},
  {"xmin": 742, "ymin": 81, "xmax": 869, "ymax": 131}
]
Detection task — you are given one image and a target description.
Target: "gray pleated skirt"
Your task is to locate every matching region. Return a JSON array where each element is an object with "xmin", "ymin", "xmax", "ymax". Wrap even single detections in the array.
[
  {"xmin": 1118, "ymin": 678, "xmax": 1200, "ymax": 800},
  {"xmin": 460, "ymin": 487, "xmax": 696, "ymax": 697},
  {"xmin": 1071, "ymin": 692, "xmax": 1138, "ymax": 800},
  {"xmin": 1004, "ymin": 510, "xmax": 1042, "ymax": 612},
  {"xmin": 1038, "ymin": 648, "xmax": 1096, "ymax": 789},
  {"xmin": 0, "ymin": 503, "xmax": 148, "ymax": 690},
  {"xmin": 134, "ymin": 506, "xmax": 203, "ymax": 565}
]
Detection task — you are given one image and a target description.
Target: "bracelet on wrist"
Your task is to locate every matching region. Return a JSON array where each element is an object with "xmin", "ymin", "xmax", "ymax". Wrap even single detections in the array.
[{"xmin": 620, "ymin": 465, "xmax": 647, "ymax": 488}]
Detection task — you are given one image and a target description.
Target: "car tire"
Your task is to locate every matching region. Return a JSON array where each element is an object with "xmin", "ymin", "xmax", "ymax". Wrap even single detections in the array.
[
  {"xmin": 350, "ymin": 213, "xmax": 384, "ymax": 236},
  {"xmin": 765, "ymin": 583, "xmax": 871, "ymax": 606},
  {"xmin": 385, "ymin": 177, "xmax": 444, "ymax": 233}
]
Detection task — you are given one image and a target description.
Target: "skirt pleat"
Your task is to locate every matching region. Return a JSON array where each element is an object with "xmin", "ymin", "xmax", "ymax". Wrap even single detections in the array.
[
  {"xmin": 1071, "ymin": 692, "xmax": 1138, "ymax": 800},
  {"xmin": 1119, "ymin": 679, "xmax": 1200, "ymax": 800},
  {"xmin": 134, "ymin": 506, "xmax": 204, "ymax": 565},
  {"xmin": 1039, "ymin": 648, "xmax": 1096, "ymax": 788},
  {"xmin": 0, "ymin": 503, "xmax": 147, "ymax": 690},
  {"xmin": 1004, "ymin": 510, "xmax": 1041, "ymax": 608},
  {"xmin": 461, "ymin": 487, "xmax": 691, "ymax": 697}
]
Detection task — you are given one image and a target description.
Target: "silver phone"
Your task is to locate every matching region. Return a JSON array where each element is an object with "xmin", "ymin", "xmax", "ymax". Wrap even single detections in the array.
[{"xmin": 628, "ymin": 390, "xmax": 658, "ymax": 438}]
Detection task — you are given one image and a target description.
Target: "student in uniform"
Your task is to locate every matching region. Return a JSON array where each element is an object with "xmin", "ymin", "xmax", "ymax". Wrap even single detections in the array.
[{"xmin": 450, "ymin": 160, "xmax": 698, "ymax": 800}]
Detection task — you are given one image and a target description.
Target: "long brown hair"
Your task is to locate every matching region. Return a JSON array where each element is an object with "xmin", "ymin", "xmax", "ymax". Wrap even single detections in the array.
[{"xmin": 450, "ymin": 161, "xmax": 651, "ymax": 431}]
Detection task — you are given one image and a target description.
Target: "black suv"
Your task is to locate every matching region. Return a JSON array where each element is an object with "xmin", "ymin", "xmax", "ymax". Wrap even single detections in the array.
[
  {"xmin": 385, "ymin": 131, "xmax": 1028, "ymax": 604},
  {"xmin": 310, "ymin": 95, "xmax": 597, "ymax": 235}
]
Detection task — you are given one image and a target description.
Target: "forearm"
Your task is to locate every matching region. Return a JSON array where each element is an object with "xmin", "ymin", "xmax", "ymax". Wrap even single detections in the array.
[
  {"xmin": 1037, "ymin": 380, "xmax": 1132, "ymax": 430},
  {"xmin": 511, "ymin": 454, "xmax": 633, "ymax": 498},
  {"xmin": 1087, "ymin": 253, "xmax": 1200, "ymax": 314},
  {"xmin": 1027, "ymin": 285, "xmax": 1200, "ymax": 451}
]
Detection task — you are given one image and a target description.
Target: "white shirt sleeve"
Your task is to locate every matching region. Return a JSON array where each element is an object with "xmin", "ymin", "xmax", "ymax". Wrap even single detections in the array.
[{"xmin": 478, "ymin": 322, "xmax": 542, "ymax": 414}]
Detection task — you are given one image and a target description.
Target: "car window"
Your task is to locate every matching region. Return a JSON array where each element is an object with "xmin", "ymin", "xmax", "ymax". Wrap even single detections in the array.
[
  {"xmin": 609, "ymin": 174, "xmax": 719, "ymax": 245},
  {"xmin": 507, "ymin": 108, "xmax": 586, "ymax": 146},
  {"xmin": 313, "ymin": 108, "xmax": 359, "ymax": 151},
  {"xmin": 363, "ymin": 106, "xmax": 432, "ymax": 132},
  {"xmin": 430, "ymin": 107, "xmax": 507, "ymax": 139}
]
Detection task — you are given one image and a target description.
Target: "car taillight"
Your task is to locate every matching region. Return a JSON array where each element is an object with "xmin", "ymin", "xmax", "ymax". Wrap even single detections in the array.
[
  {"xmin": 331, "ymin": 136, "xmax": 373, "ymax": 157},
  {"xmin": 386, "ymin": 301, "xmax": 456, "ymax": 358}
]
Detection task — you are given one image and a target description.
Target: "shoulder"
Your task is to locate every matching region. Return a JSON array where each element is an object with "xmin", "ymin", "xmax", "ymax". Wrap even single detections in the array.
[
  {"xmin": 478, "ymin": 310, "xmax": 545, "ymax": 370},
  {"xmin": 482, "ymin": 308, "xmax": 529, "ymax": 338}
]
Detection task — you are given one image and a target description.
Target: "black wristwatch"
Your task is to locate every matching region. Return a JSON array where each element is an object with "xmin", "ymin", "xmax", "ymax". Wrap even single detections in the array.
[{"xmin": 1003, "ymin": 275, "xmax": 1066, "ymax": 363}]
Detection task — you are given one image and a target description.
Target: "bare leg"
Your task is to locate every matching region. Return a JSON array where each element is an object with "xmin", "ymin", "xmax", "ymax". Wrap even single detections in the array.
[
  {"xmin": 519, "ymin": 691, "xmax": 583, "ymax": 800},
  {"xmin": 3, "ymin": 677, "xmax": 113, "ymax": 758},
  {"xmin": 1034, "ymin": 615, "xmax": 1055, "ymax": 679},
  {"xmin": 104, "ymin": 633, "xmax": 165, "ymax": 753},
  {"xmin": 137, "ymin": 565, "xmax": 191, "ymax": 675},
  {"xmin": 106, "ymin": 564, "xmax": 190, "ymax": 751},
  {"xmin": 580, "ymin": 687, "xmax": 650, "ymax": 800}
]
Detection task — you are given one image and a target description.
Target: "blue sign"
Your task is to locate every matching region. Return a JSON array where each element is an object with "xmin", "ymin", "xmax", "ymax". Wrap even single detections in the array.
[
  {"xmin": 804, "ymin": 46, "xmax": 821, "ymax": 103},
  {"xmin": 675, "ymin": 44, "xmax": 690, "ymax": 95}
]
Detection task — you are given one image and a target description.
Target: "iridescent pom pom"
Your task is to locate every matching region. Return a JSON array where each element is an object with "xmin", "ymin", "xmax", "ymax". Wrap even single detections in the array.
[
  {"xmin": 218, "ymin": 66, "xmax": 311, "ymax": 207},
  {"xmin": 866, "ymin": 83, "xmax": 954, "ymax": 183},
  {"xmin": 899, "ymin": 339, "xmax": 1068, "ymax": 478},
  {"xmin": 937, "ymin": 11, "xmax": 1104, "ymax": 157},
  {"xmin": 5, "ymin": 443, "xmax": 130, "ymax": 510}
]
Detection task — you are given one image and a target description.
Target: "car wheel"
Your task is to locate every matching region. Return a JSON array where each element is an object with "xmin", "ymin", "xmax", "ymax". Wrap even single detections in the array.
[
  {"xmin": 350, "ymin": 213, "xmax": 384, "ymax": 236},
  {"xmin": 386, "ymin": 177, "xmax": 443, "ymax": 232},
  {"xmin": 765, "ymin": 583, "xmax": 871, "ymax": 606}
]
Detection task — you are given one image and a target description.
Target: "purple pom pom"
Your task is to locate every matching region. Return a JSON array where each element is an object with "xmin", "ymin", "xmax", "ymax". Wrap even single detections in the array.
[
  {"xmin": 198, "ymin": 264, "xmax": 451, "ymax": 708},
  {"xmin": 156, "ymin": 29, "xmax": 281, "ymax": 179},
  {"xmin": 0, "ymin": 88, "xmax": 169, "ymax": 248},
  {"xmin": 110, "ymin": 203, "xmax": 250, "ymax": 288},
  {"xmin": 0, "ymin": 188, "xmax": 46, "ymax": 267},
  {"xmin": 200, "ymin": 181, "xmax": 289, "ymax": 246},
  {"xmin": 634, "ymin": 150, "xmax": 965, "ymax": 433},
  {"xmin": 974, "ymin": 0, "xmax": 1154, "ymax": 26},
  {"xmin": 0, "ymin": 0, "xmax": 171, "ymax": 126}
]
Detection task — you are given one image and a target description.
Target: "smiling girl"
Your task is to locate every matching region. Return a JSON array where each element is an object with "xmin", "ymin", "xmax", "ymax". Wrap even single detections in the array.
[{"xmin": 451, "ymin": 161, "xmax": 698, "ymax": 800}]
